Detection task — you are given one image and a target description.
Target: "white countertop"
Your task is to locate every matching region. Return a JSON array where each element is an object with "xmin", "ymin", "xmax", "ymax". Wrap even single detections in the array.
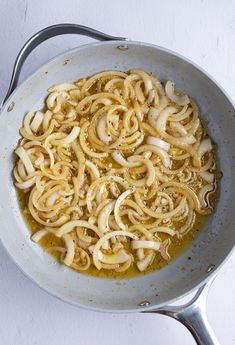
[{"xmin": 0, "ymin": 1, "xmax": 235, "ymax": 344}]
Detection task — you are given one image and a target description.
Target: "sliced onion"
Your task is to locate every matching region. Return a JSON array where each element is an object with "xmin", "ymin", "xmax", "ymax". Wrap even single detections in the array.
[
  {"xmin": 52, "ymin": 126, "xmax": 80, "ymax": 146},
  {"xmin": 97, "ymin": 115, "xmax": 112, "ymax": 143},
  {"xmin": 169, "ymin": 122, "xmax": 188, "ymax": 136},
  {"xmin": 92, "ymin": 230, "xmax": 138, "ymax": 269},
  {"xmin": 128, "ymin": 156, "xmax": 156, "ymax": 186},
  {"xmin": 136, "ymin": 248, "xmax": 145, "ymax": 260},
  {"xmin": 15, "ymin": 147, "xmax": 35, "ymax": 174},
  {"xmin": 43, "ymin": 110, "xmax": 52, "ymax": 132},
  {"xmin": 46, "ymin": 91, "xmax": 68, "ymax": 109},
  {"xmin": 57, "ymin": 220, "xmax": 103, "ymax": 238},
  {"xmin": 160, "ymin": 238, "xmax": 171, "ymax": 260},
  {"xmin": 148, "ymin": 107, "xmax": 160, "ymax": 129},
  {"xmin": 146, "ymin": 136, "xmax": 170, "ymax": 151},
  {"xmin": 199, "ymin": 171, "xmax": 214, "ymax": 183},
  {"xmin": 98, "ymin": 200, "xmax": 115, "ymax": 233},
  {"xmin": 98, "ymin": 249, "xmax": 129, "ymax": 265},
  {"xmin": 165, "ymin": 81, "xmax": 189, "ymax": 106},
  {"xmin": 114, "ymin": 189, "xmax": 134, "ymax": 230},
  {"xmin": 95, "ymin": 183, "xmax": 107, "ymax": 205},
  {"xmin": 101, "ymin": 240, "xmax": 110, "ymax": 250},
  {"xmin": 31, "ymin": 229, "xmax": 48, "ymax": 242},
  {"xmin": 85, "ymin": 160, "xmax": 100, "ymax": 179},
  {"xmin": 30, "ymin": 111, "xmax": 44, "ymax": 132},
  {"xmin": 156, "ymin": 107, "xmax": 196, "ymax": 146},
  {"xmin": 17, "ymin": 160, "xmax": 27, "ymax": 179},
  {"xmin": 135, "ymin": 144, "xmax": 171, "ymax": 168},
  {"xmin": 46, "ymin": 192, "xmax": 60, "ymax": 206},
  {"xmin": 23, "ymin": 112, "xmax": 34, "ymax": 135},
  {"xmin": 110, "ymin": 182, "xmax": 120, "ymax": 198},
  {"xmin": 137, "ymin": 251, "xmax": 155, "ymax": 271},
  {"xmin": 111, "ymin": 151, "xmax": 141, "ymax": 168},
  {"xmin": 198, "ymin": 184, "xmax": 214, "ymax": 208},
  {"xmin": 131, "ymin": 69, "xmax": 153, "ymax": 93},
  {"xmin": 62, "ymin": 233, "xmax": 75, "ymax": 266},
  {"xmin": 131, "ymin": 240, "xmax": 160, "ymax": 250},
  {"xmin": 197, "ymin": 138, "xmax": 212, "ymax": 159},
  {"xmin": 15, "ymin": 176, "xmax": 36, "ymax": 189},
  {"xmin": 48, "ymin": 83, "xmax": 78, "ymax": 92},
  {"xmin": 153, "ymin": 226, "xmax": 176, "ymax": 236}
]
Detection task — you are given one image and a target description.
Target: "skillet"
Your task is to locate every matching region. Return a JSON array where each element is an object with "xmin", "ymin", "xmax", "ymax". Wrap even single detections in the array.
[{"xmin": 0, "ymin": 24, "xmax": 234, "ymax": 345}]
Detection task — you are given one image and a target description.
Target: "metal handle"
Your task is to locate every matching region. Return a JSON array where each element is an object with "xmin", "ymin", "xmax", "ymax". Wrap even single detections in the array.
[
  {"xmin": 146, "ymin": 278, "xmax": 220, "ymax": 345},
  {"xmin": 1, "ymin": 23, "xmax": 127, "ymax": 107}
]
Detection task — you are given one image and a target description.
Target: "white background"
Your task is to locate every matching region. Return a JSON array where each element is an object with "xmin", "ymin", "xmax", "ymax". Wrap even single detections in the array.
[{"xmin": 0, "ymin": 1, "xmax": 235, "ymax": 344}]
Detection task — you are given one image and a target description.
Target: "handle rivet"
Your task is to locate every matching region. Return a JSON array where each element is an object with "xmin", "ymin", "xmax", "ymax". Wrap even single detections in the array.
[
  {"xmin": 206, "ymin": 264, "xmax": 215, "ymax": 273},
  {"xmin": 117, "ymin": 45, "xmax": 129, "ymax": 51},
  {"xmin": 7, "ymin": 102, "xmax": 15, "ymax": 112},
  {"xmin": 138, "ymin": 300, "xmax": 150, "ymax": 307}
]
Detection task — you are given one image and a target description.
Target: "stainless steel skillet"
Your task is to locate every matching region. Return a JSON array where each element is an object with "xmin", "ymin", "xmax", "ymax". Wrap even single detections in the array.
[{"xmin": 0, "ymin": 24, "xmax": 234, "ymax": 345}]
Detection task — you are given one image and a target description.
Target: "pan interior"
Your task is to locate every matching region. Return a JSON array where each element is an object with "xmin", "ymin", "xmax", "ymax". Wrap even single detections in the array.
[{"xmin": 0, "ymin": 41, "xmax": 234, "ymax": 311}]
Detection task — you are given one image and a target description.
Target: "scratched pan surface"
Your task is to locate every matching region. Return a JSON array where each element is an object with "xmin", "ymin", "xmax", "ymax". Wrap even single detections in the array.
[{"xmin": 0, "ymin": 40, "xmax": 234, "ymax": 312}]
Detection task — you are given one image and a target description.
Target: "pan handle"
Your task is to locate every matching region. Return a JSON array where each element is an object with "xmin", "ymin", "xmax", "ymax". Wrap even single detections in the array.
[
  {"xmin": 145, "ymin": 278, "xmax": 220, "ymax": 345},
  {"xmin": 1, "ymin": 23, "xmax": 128, "ymax": 107}
]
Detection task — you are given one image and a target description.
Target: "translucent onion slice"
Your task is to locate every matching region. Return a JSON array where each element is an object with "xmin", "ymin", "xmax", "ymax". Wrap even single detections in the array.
[
  {"xmin": 199, "ymin": 171, "xmax": 214, "ymax": 183},
  {"xmin": 156, "ymin": 107, "xmax": 196, "ymax": 146},
  {"xmin": 97, "ymin": 115, "xmax": 112, "ymax": 143},
  {"xmin": 97, "ymin": 249, "xmax": 130, "ymax": 265},
  {"xmin": 51, "ymin": 126, "xmax": 80, "ymax": 146},
  {"xmin": 128, "ymin": 156, "xmax": 156, "ymax": 187},
  {"xmin": 43, "ymin": 110, "xmax": 52, "ymax": 132},
  {"xmin": 48, "ymin": 83, "xmax": 78, "ymax": 92},
  {"xmin": 129, "ymin": 224, "xmax": 153, "ymax": 240},
  {"xmin": 169, "ymin": 122, "xmax": 188, "ymax": 136},
  {"xmin": 62, "ymin": 233, "xmax": 75, "ymax": 266},
  {"xmin": 23, "ymin": 112, "xmax": 34, "ymax": 135},
  {"xmin": 160, "ymin": 239, "xmax": 171, "ymax": 260},
  {"xmin": 148, "ymin": 107, "xmax": 160, "ymax": 129},
  {"xmin": 135, "ymin": 144, "xmax": 171, "ymax": 168},
  {"xmin": 57, "ymin": 220, "xmax": 103, "ymax": 238},
  {"xmin": 98, "ymin": 200, "xmax": 115, "ymax": 233},
  {"xmin": 146, "ymin": 136, "xmax": 170, "ymax": 152},
  {"xmin": 165, "ymin": 81, "xmax": 190, "ymax": 106},
  {"xmin": 17, "ymin": 160, "xmax": 27, "ymax": 180},
  {"xmin": 198, "ymin": 184, "xmax": 214, "ymax": 208},
  {"xmin": 197, "ymin": 139, "xmax": 212, "ymax": 159},
  {"xmin": 30, "ymin": 111, "xmax": 44, "ymax": 132},
  {"xmin": 137, "ymin": 248, "xmax": 145, "ymax": 260},
  {"xmin": 15, "ymin": 147, "xmax": 35, "ymax": 174},
  {"xmin": 46, "ymin": 91, "xmax": 68, "ymax": 109},
  {"xmin": 137, "ymin": 251, "xmax": 155, "ymax": 271},
  {"xmin": 114, "ymin": 189, "xmax": 134, "ymax": 230},
  {"xmin": 31, "ymin": 229, "xmax": 48, "ymax": 242},
  {"xmin": 15, "ymin": 176, "xmax": 36, "ymax": 189},
  {"xmin": 85, "ymin": 160, "xmax": 100, "ymax": 180},
  {"xmin": 95, "ymin": 183, "xmax": 107, "ymax": 204},
  {"xmin": 111, "ymin": 151, "xmax": 141, "ymax": 168},
  {"xmin": 46, "ymin": 192, "xmax": 60, "ymax": 206},
  {"xmin": 93, "ymin": 231, "xmax": 138, "ymax": 269},
  {"xmin": 131, "ymin": 240, "xmax": 160, "ymax": 250},
  {"xmin": 131, "ymin": 69, "xmax": 153, "ymax": 93},
  {"xmin": 153, "ymin": 226, "xmax": 176, "ymax": 236}
]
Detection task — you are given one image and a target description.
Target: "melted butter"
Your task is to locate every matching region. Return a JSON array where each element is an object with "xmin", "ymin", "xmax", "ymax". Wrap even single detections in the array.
[{"xmin": 18, "ymin": 190, "xmax": 208, "ymax": 279}]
